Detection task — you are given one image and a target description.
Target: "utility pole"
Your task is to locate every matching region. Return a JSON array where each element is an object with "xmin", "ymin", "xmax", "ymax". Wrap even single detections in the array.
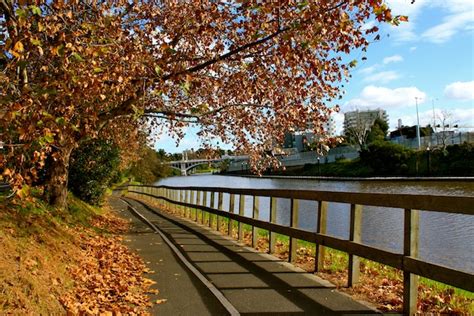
[
  {"xmin": 431, "ymin": 98, "xmax": 438, "ymax": 132},
  {"xmin": 415, "ymin": 97, "xmax": 421, "ymax": 150}
]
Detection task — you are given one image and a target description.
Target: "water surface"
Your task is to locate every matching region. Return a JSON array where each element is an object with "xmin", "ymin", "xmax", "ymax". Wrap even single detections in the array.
[{"xmin": 154, "ymin": 175, "xmax": 474, "ymax": 273}]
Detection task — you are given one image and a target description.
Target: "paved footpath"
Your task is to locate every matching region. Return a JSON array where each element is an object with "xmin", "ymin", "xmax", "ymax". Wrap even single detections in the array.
[{"xmin": 109, "ymin": 196, "xmax": 382, "ymax": 316}]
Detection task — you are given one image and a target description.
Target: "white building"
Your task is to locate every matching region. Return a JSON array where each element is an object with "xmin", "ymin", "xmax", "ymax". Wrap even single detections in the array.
[
  {"xmin": 324, "ymin": 115, "xmax": 336, "ymax": 137},
  {"xmin": 343, "ymin": 108, "xmax": 388, "ymax": 136}
]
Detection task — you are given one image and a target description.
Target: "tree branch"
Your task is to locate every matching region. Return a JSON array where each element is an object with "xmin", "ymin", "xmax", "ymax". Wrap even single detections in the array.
[
  {"xmin": 162, "ymin": 1, "xmax": 346, "ymax": 80},
  {"xmin": 101, "ymin": 2, "xmax": 345, "ymax": 126}
]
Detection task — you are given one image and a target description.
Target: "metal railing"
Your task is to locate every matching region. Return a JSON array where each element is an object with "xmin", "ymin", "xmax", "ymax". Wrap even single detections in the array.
[{"xmin": 124, "ymin": 184, "xmax": 473, "ymax": 315}]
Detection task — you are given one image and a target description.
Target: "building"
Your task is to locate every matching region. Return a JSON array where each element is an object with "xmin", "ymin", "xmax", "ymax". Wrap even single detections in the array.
[
  {"xmin": 282, "ymin": 114, "xmax": 338, "ymax": 152},
  {"xmin": 323, "ymin": 115, "xmax": 336, "ymax": 137},
  {"xmin": 343, "ymin": 108, "xmax": 388, "ymax": 136}
]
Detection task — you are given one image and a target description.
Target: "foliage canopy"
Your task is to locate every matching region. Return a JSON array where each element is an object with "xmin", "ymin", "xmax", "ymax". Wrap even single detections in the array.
[{"xmin": 0, "ymin": 0, "xmax": 403, "ymax": 207}]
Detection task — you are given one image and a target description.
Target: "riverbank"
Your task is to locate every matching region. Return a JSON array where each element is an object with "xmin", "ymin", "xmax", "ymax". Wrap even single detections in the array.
[
  {"xmin": 223, "ymin": 142, "xmax": 474, "ymax": 179},
  {"xmin": 0, "ymin": 193, "xmax": 155, "ymax": 314},
  {"xmin": 225, "ymin": 173, "xmax": 474, "ymax": 182}
]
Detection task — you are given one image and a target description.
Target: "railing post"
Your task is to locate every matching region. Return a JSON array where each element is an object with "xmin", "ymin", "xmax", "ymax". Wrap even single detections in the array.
[
  {"xmin": 190, "ymin": 190, "xmax": 195, "ymax": 219},
  {"xmin": 403, "ymin": 208, "xmax": 420, "ymax": 316},
  {"xmin": 158, "ymin": 187, "xmax": 162, "ymax": 207},
  {"xmin": 269, "ymin": 197, "xmax": 277, "ymax": 254},
  {"xmin": 184, "ymin": 190, "xmax": 189, "ymax": 217},
  {"xmin": 348, "ymin": 204, "xmax": 362, "ymax": 287},
  {"xmin": 289, "ymin": 198, "xmax": 299, "ymax": 263},
  {"xmin": 195, "ymin": 190, "xmax": 201, "ymax": 222},
  {"xmin": 228, "ymin": 194, "xmax": 235, "ymax": 236},
  {"xmin": 202, "ymin": 191, "xmax": 208, "ymax": 225},
  {"xmin": 238, "ymin": 194, "xmax": 245, "ymax": 241},
  {"xmin": 217, "ymin": 192, "xmax": 223, "ymax": 232},
  {"xmin": 180, "ymin": 190, "xmax": 184, "ymax": 216},
  {"xmin": 252, "ymin": 196, "xmax": 260, "ymax": 248},
  {"xmin": 209, "ymin": 192, "xmax": 215, "ymax": 228},
  {"xmin": 169, "ymin": 188, "xmax": 172, "ymax": 210},
  {"xmin": 173, "ymin": 190, "xmax": 177, "ymax": 213},
  {"xmin": 315, "ymin": 201, "xmax": 328, "ymax": 272}
]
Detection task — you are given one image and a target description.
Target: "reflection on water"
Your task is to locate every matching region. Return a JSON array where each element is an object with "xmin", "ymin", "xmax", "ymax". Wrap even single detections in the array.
[{"xmin": 155, "ymin": 175, "xmax": 474, "ymax": 273}]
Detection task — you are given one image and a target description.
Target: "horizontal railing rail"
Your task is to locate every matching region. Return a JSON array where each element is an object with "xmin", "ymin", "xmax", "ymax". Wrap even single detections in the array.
[
  {"xmin": 129, "ymin": 185, "xmax": 473, "ymax": 215},
  {"xmin": 123, "ymin": 184, "xmax": 474, "ymax": 315}
]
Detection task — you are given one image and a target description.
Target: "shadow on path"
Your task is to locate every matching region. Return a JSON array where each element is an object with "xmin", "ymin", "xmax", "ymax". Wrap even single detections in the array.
[{"xmin": 125, "ymin": 197, "xmax": 381, "ymax": 316}]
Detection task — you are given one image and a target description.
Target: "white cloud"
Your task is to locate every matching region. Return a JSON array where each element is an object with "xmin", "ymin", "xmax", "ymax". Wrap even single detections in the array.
[
  {"xmin": 409, "ymin": 46, "xmax": 417, "ymax": 52},
  {"xmin": 422, "ymin": 11, "xmax": 474, "ymax": 43},
  {"xmin": 385, "ymin": 0, "xmax": 474, "ymax": 43},
  {"xmin": 383, "ymin": 55, "xmax": 404, "ymax": 64},
  {"xmin": 385, "ymin": 0, "xmax": 429, "ymax": 42},
  {"xmin": 395, "ymin": 109, "xmax": 435, "ymax": 129},
  {"xmin": 358, "ymin": 57, "xmax": 402, "ymax": 83},
  {"xmin": 345, "ymin": 85, "xmax": 427, "ymax": 109},
  {"xmin": 332, "ymin": 112, "xmax": 345, "ymax": 135},
  {"xmin": 394, "ymin": 107, "xmax": 474, "ymax": 130},
  {"xmin": 361, "ymin": 20, "xmax": 377, "ymax": 31},
  {"xmin": 363, "ymin": 71, "xmax": 401, "ymax": 84},
  {"xmin": 450, "ymin": 108, "xmax": 474, "ymax": 128},
  {"xmin": 386, "ymin": 0, "xmax": 429, "ymax": 17},
  {"xmin": 444, "ymin": 81, "xmax": 474, "ymax": 101},
  {"xmin": 435, "ymin": 0, "xmax": 474, "ymax": 13},
  {"xmin": 358, "ymin": 64, "xmax": 379, "ymax": 75}
]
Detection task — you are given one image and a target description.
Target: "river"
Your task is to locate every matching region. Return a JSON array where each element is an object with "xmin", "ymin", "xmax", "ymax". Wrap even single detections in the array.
[{"xmin": 154, "ymin": 175, "xmax": 474, "ymax": 274}]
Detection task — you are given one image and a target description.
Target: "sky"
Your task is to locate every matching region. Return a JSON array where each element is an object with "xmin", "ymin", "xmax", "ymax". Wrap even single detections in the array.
[{"xmin": 155, "ymin": 0, "xmax": 474, "ymax": 153}]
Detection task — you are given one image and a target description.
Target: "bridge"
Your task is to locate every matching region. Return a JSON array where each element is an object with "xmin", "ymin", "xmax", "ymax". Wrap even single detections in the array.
[
  {"xmin": 167, "ymin": 147, "xmax": 361, "ymax": 176},
  {"xmin": 166, "ymin": 154, "xmax": 248, "ymax": 176}
]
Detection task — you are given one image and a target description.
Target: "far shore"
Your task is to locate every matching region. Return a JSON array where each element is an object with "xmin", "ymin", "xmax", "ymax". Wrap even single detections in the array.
[{"xmin": 219, "ymin": 173, "xmax": 474, "ymax": 182}]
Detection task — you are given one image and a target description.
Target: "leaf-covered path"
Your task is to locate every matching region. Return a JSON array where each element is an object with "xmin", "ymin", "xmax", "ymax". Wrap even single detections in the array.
[
  {"xmin": 110, "ymin": 196, "xmax": 381, "ymax": 315},
  {"xmin": 109, "ymin": 197, "xmax": 228, "ymax": 315}
]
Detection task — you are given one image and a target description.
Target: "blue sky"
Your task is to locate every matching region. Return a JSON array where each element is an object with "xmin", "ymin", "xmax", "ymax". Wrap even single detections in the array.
[{"xmin": 155, "ymin": 0, "xmax": 473, "ymax": 153}]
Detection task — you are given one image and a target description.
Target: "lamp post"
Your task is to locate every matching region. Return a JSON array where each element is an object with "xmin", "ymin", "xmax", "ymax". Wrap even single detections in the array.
[
  {"xmin": 317, "ymin": 156, "xmax": 321, "ymax": 176},
  {"xmin": 415, "ymin": 97, "xmax": 421, "ymax": 150},
  {"xmin": 426, "ymin": 146, "xmax": 431, "ymax": 176}
]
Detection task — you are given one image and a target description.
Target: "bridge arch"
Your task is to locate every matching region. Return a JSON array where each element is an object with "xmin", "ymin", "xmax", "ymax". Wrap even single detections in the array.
[{"xmin": 169, "ymin": 161, "xmax": 218, "ymax": 176}]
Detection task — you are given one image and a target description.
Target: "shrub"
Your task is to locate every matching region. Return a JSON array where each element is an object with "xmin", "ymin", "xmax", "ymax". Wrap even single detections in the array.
[
  {"xmin": 360, "ymin": 141, "xmax": 413, "ymax": 175},
  {"xmin": 68, "ymin": 140, "xmax": 120, "ymax": 205}
]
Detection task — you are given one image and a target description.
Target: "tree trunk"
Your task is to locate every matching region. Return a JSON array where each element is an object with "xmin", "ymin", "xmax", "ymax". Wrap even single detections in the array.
[{"xmin": 45, "ymin": 144, "xmax": 74, "ymax": 209}]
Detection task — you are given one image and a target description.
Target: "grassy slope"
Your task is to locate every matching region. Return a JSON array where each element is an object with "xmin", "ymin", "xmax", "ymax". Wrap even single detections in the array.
[
  {"xmin": 0, "ymin": 193, "xmax": 152, "ymax": 314},
  {"xmin": 0, "ymin": 195, "xmax": 85, "ymax": 313}
]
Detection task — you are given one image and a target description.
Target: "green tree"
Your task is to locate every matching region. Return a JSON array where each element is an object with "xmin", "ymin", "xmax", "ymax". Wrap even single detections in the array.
[
  {"xmin": 360, "ymin": 141, "xmax": 413, "ymax": 175},
  {"xmin": 68, "ymin": 140, "xmax": 120, "ymax": 205},
  {"xmin": 128, "ymin": 147, "xmax": 172, "ymax": 184},
  {"xmin": 366, "ymin": 118, "xmax": 389, "ymax": 144}
]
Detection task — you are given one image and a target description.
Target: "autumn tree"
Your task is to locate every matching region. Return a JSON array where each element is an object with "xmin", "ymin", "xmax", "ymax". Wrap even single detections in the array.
[
  {"xmin": 128, "ymin": 146, "xmax": 173, "ymax": 184},
  {"xmin": 0, "ymin": 1, "xmax": 404, "ymax": 209}
]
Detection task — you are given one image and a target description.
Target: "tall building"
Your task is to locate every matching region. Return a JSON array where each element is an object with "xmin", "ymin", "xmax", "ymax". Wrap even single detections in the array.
[
  {"xmin": 282, "ymin": 114, "xmax": 338, "ymax": 152},
  {"xmin": 343, "ymin": 108, "xmax": 388, "ymax": 136},
  {"xmin": 324, "ymin": 115, "xmax": 336, "ymax": 137}
]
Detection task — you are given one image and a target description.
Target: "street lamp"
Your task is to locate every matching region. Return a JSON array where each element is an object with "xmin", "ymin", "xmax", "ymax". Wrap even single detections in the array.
[
  {"xmin": 415, "ymin": 97, "xmax": 421, "ymax": 150},
  {"xmin": 317, "ymin": 156, "xmax": 321, "ymax": 176}
]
